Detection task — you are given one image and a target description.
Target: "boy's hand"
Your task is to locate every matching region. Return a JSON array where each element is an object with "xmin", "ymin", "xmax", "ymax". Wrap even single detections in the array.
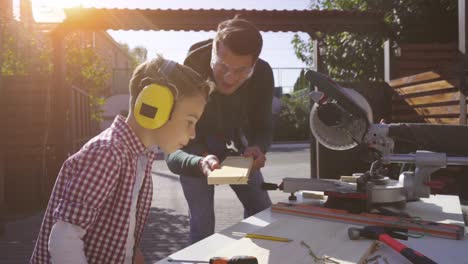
[
  {"xmin": 199, "ymin": 155, "xmax": 221, "ymax": 176},
  {"xmin": 243, "ymin": 146, "xmax": 266, "ymax": 170},
  {"xmin": 134, "ymin": 247, "xmax": 145, "ymax": 264}
]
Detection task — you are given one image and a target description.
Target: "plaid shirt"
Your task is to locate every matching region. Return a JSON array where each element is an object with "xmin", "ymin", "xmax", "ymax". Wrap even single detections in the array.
[{"xmin": 31, "ymin": 116, "xmax": 156, "ymax": 264}]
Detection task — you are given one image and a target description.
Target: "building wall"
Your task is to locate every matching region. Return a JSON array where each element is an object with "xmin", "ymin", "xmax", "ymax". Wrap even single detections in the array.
[
  {"xmin": 94, "ymin": 32, "xmax": 133, "ymax": 95},
  {"xmin": 0, "ymin": 77, "xmax": 60, "ymax": 212}
]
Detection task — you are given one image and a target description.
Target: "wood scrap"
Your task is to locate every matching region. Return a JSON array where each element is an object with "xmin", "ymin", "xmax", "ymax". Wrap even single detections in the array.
[
  {"xmin": 302, "ymin": 191, "xmax": 326, "ymax": 200},
  {"xmin": 340, "ymin": 175, "xmax": 359, "ymax": 183},
  {"xmin": 208, "ymin": 156, "xmax": 254, "ymax": 185}
]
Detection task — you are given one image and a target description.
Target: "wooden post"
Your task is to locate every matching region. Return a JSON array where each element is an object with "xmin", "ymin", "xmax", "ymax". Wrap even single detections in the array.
[
  {"xmin": 0, "ymin": 18, "xmax": 5, "ymax": 214},
  {"xmin": 308, "ymin": 33, "xmax": 328, "ymax": 179},
  {"xmin": 49, "ymin": 28, "xmax": 69, "ymax": 197},
  {"xmin": 384, "ymin": 39, "xmax": 393, "ymax": 82},
  {"xmin": 459, "ymin": 0, "xmax": 467, "ymax": 125},
  {"xmin": 308, "ymin": 34, "xmax": 318, "ymax": 179}
]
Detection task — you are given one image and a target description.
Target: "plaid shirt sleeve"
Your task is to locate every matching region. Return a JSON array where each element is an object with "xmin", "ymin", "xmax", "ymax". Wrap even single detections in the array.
[{"xmin": 53, "ymin": 145, "xmax": 121, "ymax": 230}]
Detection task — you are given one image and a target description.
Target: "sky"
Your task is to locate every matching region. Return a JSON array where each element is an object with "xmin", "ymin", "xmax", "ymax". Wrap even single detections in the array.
[{"xmin": 28, "ymin": 0, "xmax": 314, "ymax": 92}]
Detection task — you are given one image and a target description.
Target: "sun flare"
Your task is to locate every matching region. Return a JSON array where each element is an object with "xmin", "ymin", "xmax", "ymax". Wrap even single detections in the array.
[{"xmin": 34, "ymin": 0, "xmax": 90, "ymax": 9}]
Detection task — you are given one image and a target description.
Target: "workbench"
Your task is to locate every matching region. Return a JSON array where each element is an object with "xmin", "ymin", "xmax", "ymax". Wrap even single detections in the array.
[{"xmin": 156, "ymin": 194, "xmax": 468, "ymax": 264}]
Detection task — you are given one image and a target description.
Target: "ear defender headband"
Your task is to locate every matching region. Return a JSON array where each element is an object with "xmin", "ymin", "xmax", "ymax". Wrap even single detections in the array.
[{"xmin": 134, "ymin": 60, "xmax": 178, "ymax": 129}]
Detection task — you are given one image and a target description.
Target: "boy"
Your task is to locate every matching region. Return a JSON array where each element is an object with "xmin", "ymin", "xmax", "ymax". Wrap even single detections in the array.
[{"xmin": 30, "ymin": 55, "xmax": 213, "ymax": 264}]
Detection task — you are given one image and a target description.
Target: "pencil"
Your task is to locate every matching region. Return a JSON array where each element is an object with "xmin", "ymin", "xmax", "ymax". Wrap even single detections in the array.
[{"xmin": 245, "ymin": 233, "xmax": 292, "ymax": 242}]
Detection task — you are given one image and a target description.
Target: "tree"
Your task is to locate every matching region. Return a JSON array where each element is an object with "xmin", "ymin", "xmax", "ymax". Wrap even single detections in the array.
[
  {"xmin": 1, "ymin": 21, "xmax": 52, "ymax": 76},
  {"xmin": 131, "ymin": 46, "xmax": 148, "ymax": 65},
  {"xmin": 274, "ymin": 94, "xmax": 310, "ymax": 141},
  {"xmin": 293, "ymin": 68, "xmax": 309, "ymax": 92},
  {"xmin": 119, "ymin": 43, "xmax": 148, "ymax": 69},
  {"xmin": 291, "ymin": 0, "xmax": 457, "ymax": 82}
]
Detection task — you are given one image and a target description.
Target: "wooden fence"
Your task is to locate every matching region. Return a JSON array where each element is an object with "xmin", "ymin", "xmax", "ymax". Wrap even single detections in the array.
[
  {"xmin": 70, "ymin": 85, "xmax": 99, "ymax": 153},
  {"xmin": 389, "ymin": 71, "xmax": 465, "ymax": 124},
  {"xmin": 390, "ymin": 42, "xmax": 466, "ymax": 124},
  {"xmin": 0, "ymin": 77, "xmax": 97, "ymax": 213}
]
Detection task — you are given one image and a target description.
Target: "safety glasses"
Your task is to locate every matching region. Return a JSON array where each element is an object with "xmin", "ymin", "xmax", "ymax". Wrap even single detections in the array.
[{"xmin": 210, "ymin": 45, "xmax": 256, "ymax": 80}]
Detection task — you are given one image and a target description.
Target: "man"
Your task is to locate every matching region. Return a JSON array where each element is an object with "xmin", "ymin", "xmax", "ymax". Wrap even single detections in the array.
[{"xmin": 166, "ymin": 16, "xmax": 275, "ymax": 244}]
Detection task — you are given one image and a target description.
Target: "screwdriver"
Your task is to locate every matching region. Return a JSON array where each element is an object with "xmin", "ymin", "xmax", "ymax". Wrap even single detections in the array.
[{"xmin": 167, "ymin": 255, "xmax": 258, "ymax": 264}]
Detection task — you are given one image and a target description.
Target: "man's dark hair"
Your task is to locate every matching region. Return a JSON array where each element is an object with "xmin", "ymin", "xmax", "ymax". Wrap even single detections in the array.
[
  {"xmin": 129, "ymin": 54, "xmax": 214, "ymax": 107},
  {"xmin": 215, "ymin": 15, "xmax": 263, "ymax": 59}
]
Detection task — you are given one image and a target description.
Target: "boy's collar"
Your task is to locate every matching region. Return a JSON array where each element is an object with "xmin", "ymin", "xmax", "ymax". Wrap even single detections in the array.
[{"xmin": 112, "ymin": 115, "xmax": 147, "ymax": 155}]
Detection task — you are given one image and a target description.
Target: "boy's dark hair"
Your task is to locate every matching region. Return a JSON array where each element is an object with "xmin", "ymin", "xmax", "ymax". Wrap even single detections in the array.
[
  {"xmin": 214, "ymin": 15, "xmax": 263, "ymax": 59},
  {"xmin": 129, "ymin": 55, "xmax": 214, "ymax": 107}
]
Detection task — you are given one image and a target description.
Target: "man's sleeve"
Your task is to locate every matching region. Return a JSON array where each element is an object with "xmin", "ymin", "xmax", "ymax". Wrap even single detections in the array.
[
  {"xmin": 52, "ymin": 145, "xmax": 121, "ymax": 230},
  {"xmin": 166, "ymin": 142, "xmax": 205, "ymax": 177},
  {"xmin": 249, "ymin": 61, "xmax": 275, "ymax": 153}
]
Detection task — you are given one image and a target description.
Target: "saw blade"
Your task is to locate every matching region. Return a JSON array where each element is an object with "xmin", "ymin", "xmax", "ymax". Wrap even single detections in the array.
[{"xmin": 310, "ymin": 103, "xmax": 368, "ymax": 150}]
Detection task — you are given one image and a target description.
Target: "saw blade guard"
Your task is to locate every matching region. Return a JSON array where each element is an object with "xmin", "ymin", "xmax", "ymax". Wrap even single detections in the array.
[{"xmin": 306, "ymin": 71, "xmax": 373, "ymax": 150}]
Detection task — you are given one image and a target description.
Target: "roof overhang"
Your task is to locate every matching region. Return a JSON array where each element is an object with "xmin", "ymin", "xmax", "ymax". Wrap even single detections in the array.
[{"xmin": 54, "ymin": 8, "xmax": 390, "ymax": 35}]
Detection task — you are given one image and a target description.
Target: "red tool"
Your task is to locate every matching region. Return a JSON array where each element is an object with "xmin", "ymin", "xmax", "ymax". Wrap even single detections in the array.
[
  {"xmin": 348, "ymin": 226, "xmax": 438, "ymax": 264},
  {"xmin": 168, "ymin": 255, "xmax": 258, "ymax": 264}
]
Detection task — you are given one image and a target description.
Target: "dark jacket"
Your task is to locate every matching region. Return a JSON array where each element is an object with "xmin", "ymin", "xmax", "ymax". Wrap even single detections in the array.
[{"xmin": 166, "ymin": 40, "xmax": 274, "ymax": 177}]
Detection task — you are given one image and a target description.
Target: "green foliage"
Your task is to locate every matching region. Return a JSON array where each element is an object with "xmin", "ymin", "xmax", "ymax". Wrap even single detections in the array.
[
  {"xmin": 321, "ymin": 32, "xmax": 385, "ymax": 82},
  {"xmin": 1, "ymin": 19, "xmax": 139, "ymax": 125},
  {"xmin": 65, "ymin": 33, "xmax": 110, "ymax": 122},
  {"xmin": 1, "ymin": 37, "xmax": 27, "ymax": 76},
  {"xmin": 1, "ymin": 22, "xmax": 53, "ymax": 76},
  {"xmin": 274, "ymin": 93, "xmax": 311, "ymax": 141},
  {"xmin": 291, "ymin": 0, "xmax": 457, "ymax": 82},
  {"xmin": 119, "ymin": 43, "xmax": 148, "ymax": 69},
  {"xmin": 131, "ymin": 46, "xmax": 148, "ymax": 64},
  {"xmin": 291, "ymin": 35, "xmax": 315, "ymax": 67},
  {"xmin": 293, "ymin": 69, "xmax": 309, "ymax": 92},
  {"xmin": 392, "ymin": 0, "xmax": 457, "ymax": 43}
]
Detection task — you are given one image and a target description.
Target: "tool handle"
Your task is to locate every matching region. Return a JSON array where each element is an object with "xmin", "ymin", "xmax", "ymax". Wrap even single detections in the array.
[
  {"xmin": 379, "ymin": 234, "xmax": 438, "ymax": 264},
  {"xmin": 400, "ymin": 248, "xmax": 438, "ymax": 264},
  {"xmin": 210, "ymin": 256, "xmax": 258, "ymax": 264},
  {"xmin": 261, "ymin": 182, "xmax": 279, "ymax": 190}
]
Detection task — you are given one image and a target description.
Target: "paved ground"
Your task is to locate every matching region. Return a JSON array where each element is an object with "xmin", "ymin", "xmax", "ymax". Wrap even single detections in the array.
[
  {"xmin": 1, "ymin": 143, "xmax": 467, "ymax": 264},
  {"xmin": 0, "ymin": 143, "xmax": 311, "ymax": 264}
]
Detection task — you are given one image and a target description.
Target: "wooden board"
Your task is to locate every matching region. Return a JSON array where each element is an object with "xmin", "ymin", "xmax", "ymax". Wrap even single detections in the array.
[
  {"xmin": 395, "ymin": 79, "xmax": 457, "ymax": 95},
  {"xmin": 388, "ymin": 71, "xmax": 441, "ymax": 88},
  {"xmin": 210, "ymin": 218, "xmax": 376, "ymax": 264},
  {"xmin": 207, "ymin": 156, "xmax": 254, "ymax": 185},
  {"xmin": 271, "ymin": 203, "xmax": 465, "ymax": 240}
]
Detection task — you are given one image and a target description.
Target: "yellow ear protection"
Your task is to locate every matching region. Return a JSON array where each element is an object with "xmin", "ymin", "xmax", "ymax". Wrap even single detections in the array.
[{"xmin": 134, "ymin": 60, "xmax": 178, "ymax": 129}]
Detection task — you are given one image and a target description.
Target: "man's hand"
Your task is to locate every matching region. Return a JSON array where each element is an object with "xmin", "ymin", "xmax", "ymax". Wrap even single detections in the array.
[
  {"xmin": 198, "ymin": 155, "xmax": 221, "ymax": 176},
  {"xmin": 243, "ymin": 146, "xmax": 266, "ymax": 170}
]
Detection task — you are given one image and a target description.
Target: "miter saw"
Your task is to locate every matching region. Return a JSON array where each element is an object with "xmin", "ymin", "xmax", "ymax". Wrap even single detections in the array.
[{"xmin": 278, "ymin": 70, "xmax": 468, "ymax": 212}]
